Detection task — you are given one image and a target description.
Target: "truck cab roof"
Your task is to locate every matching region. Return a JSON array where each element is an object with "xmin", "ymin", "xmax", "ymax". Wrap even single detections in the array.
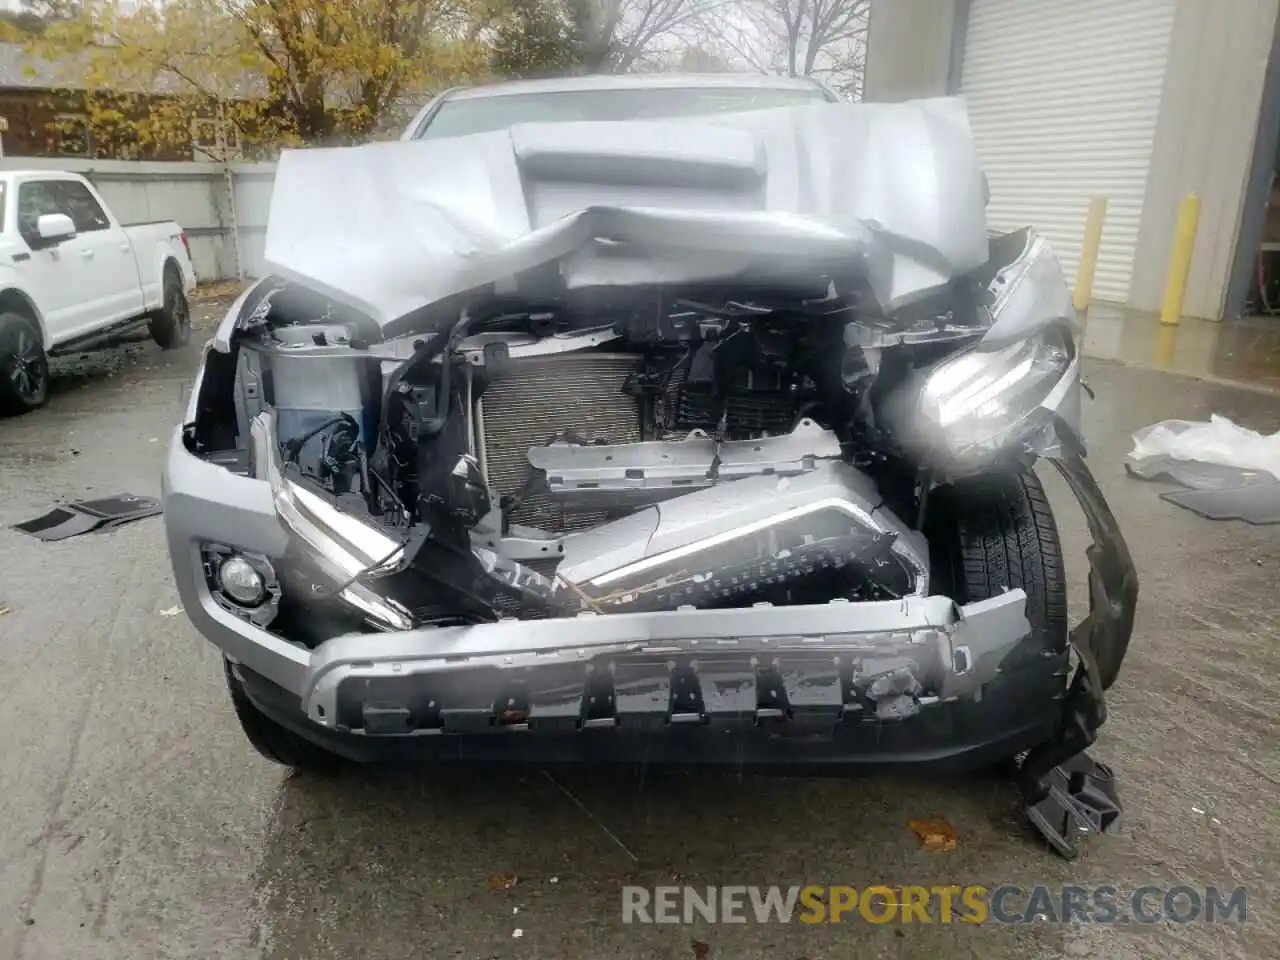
[{"xmin": 402, "ymin": 72, "xmax": 840, "ymax": 141}]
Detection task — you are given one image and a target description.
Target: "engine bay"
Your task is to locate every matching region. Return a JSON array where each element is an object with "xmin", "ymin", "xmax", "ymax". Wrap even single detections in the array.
[{"xmin": 186, "ymin": 241, "xmax": 1038, "ymax": 635}]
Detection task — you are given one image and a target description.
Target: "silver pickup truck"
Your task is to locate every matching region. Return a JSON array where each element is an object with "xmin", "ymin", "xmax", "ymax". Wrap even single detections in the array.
[{"xmin": 163, "ymin": 74, "xmax": 1137, "ymax": 861}]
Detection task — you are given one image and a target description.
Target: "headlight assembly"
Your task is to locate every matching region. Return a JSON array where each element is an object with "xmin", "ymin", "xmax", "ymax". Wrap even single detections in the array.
[
  {"xmin": 249, "ymin": 410, "xmax": 414, "ymax": 631},
  {"xmin": 917, "ymin": 229, "xmax": 1079, "ymax": 465},
  {"xmin": 273, "ymin": 477, "xmax": 404, "ymax": 581},
  {"xmin": 920, "ymin": 325, "xmax": 1074, "ymax": 461}
]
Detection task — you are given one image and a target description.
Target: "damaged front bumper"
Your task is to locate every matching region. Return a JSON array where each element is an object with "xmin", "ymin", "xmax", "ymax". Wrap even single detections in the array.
[{"xmin": 163, "ymin": 416, "xmax": 1136, "ymax": 859}]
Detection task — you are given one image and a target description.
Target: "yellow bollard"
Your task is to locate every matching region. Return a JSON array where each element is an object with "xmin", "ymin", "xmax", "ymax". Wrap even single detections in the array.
[
  {"xmin": 1073, "ymin": 196, "xmax": 1108, "ymax": 313},
  {"xmin": 1160, "ymin": 193, "xmax": 1201, "ymax": 326}
]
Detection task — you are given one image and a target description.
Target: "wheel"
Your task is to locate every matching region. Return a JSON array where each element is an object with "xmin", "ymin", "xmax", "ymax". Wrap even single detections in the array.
[
  {"xmin": 0, "ymin": 310, "xmax": 50, "ymax": 414},
  {"xmin": 148, "ymin": 264, "xmax": 191, "ymax": 349},
  {"xmin": 224, "ymin": 660, "xmax": 344, "ymax": 772},
  {"xmin": 926, "ymin": 467, "xmax": 1068, "ymax": 646},
  {"xmin": 925, "ymin": 468, "xmax": 1070, "ymax": 770}
]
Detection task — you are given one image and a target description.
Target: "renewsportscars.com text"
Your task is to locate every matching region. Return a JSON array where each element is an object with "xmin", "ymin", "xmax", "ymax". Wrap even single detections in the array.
[{"xmin": 621, "ymin": 885, "xmax": 1248, "ymax": 925}]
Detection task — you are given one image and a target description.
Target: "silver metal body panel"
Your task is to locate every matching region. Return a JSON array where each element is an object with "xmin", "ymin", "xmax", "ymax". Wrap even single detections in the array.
[
  {"xmin": 298, "ymin": 592, "xmax": 1030, "ymax": 730},
  {"xmin": 264, "ymin": 96, "xmax": 990, "ymax": 327},
  {"xmin": 528, "ymin": 419, "xmax": 843, "ymax": 506},
  {"xmin": 553, "ymin": 459, "xmax": 929, "ymax": 592},
  {"xmin": 160, "ymin": 429, "xmax": 1033, "ymax": 721}
]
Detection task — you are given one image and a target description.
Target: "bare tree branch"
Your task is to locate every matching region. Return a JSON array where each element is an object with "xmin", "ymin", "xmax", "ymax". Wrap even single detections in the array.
[{"xmin": 690, "ymin": 0, "xmax": 868, "ymax": 94}]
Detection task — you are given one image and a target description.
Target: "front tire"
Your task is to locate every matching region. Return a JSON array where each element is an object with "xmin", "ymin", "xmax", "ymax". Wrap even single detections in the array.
[
  {"xmin": 0, "ymin": 310, "xmax": 50, "ymax": 415},
  {"xmin": 225, "ymin": 660, "xmax": 343, "ymax": 773},
  {"xmin": 926, "ymin": 467, "xmax": 1069, "ymax": 647},
  {"xmin": 926, "ymin": 468, "xmax": 1070, "ymax": 774},
  {"xmin": 148, "ymin": 264, "xmax": 191, "ymax": 349}
]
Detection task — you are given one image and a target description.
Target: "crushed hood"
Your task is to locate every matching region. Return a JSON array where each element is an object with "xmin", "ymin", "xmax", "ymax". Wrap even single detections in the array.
[{"xmin": 263, "ymin": 96, "xmax": 991, "ymax": 329}]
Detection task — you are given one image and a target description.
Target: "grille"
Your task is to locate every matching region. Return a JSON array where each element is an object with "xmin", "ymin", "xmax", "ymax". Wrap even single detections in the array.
[
  {"xmin": 658, "ymin": 362, "xmax": 797, "ymax": 440},
  {"xmin": 478, "ymin": 352, "xmax": 641, "ymax": 532}
]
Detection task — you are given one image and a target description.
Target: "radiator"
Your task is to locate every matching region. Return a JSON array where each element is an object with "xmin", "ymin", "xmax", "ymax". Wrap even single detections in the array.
[{"xmin": 476, "ymin": 352, "xmax": 642, "ymax": 532}]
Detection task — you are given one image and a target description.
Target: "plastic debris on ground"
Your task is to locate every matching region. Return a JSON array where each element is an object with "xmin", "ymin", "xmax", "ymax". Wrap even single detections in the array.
[
  {"xmin": 1126, "ymin": 416, "xmax": 1280, "ymax": 525},
  {"xmin": 487, "ymin": 873, "xmax": 519, "ymax": 891},
  {"xmin": 11, "ymin": 494, "xmax": 162, "ymax": 542},
  {"xmin": 1129, "ymin": 415, "xmax": 1280, "ymax": 477}
]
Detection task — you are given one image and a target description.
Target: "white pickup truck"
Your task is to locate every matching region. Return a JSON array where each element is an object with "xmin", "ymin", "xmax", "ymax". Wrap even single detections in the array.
[{"xmin": 0, "ymin": 169, "xmax": 197, "ymax": 414}]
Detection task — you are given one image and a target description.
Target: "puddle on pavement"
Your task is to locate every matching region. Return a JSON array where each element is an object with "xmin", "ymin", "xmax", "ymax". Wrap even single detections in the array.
[{"xmin": 1081, "ymin": 306, "xmax": 1280, "ymax": 391}]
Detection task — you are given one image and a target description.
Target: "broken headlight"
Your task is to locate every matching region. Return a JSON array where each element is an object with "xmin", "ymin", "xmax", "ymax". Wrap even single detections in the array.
[
  {"xmin": 918, "ymin": 232, "xmax": 1077, "ymax": 464},
  {"xmin": 249, "ymin": 410, "xmax": 413, "ymax": 631},
  {"xmin": 920, "ymin": 326, "xmax": 1073, "ymax": 462},
  {"xmin": 273, "ymin": 478, "xmax": 402, "ymax": 580},
  {"xmin": 271, "ymin": 478, "xmax": 414, "ymax": 631}
]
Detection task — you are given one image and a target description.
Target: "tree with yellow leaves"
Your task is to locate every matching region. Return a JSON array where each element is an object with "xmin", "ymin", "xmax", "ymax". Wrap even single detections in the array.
[{"xmin": 29, "ymin": 0, "xmax": 494, "ymax": 159}]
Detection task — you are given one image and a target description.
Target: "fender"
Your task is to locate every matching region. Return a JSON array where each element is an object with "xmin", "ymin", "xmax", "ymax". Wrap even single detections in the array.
[
  {"xmin": 149, "ymin": 246, "xmax": 181, "ymax": 310},
  {"xmin": 154, "ymin": 240, "xmax": 196, "ymax": 293},
  {"xmin": 0, "ymin": 271, "xmax": 51, "ymax": 350}
]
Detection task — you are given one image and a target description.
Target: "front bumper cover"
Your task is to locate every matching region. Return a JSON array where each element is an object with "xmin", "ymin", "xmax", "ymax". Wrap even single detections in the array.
[{"xmin": 163, "ymin": 415, "xmax": 1137, "ymax": 858}]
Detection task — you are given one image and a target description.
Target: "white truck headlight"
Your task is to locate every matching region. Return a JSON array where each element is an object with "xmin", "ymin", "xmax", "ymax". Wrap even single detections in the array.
[{"xmin": 217, "ymin": 555, "xmax": 267, "ymax": 605}]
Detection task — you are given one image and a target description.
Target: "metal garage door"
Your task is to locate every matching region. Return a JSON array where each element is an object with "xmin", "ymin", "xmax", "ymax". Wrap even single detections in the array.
[{"xmin": 960, "ymin": 0, "xmax": 1176, "ymax": 301}]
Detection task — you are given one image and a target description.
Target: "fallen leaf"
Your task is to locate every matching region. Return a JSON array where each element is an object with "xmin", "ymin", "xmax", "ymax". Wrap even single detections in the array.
[
  {"xmin": 159, "ymin": 606, "xmax": 184, "ymax": 617},
  {"xmin": 488, "ymin": 872, "xmax": 519, "ymax": 890},
  {"xmin": 907, "ymin": 818, "xmax": 957, "ymax": 852},
  {"xmin": 691, "ymin": 940, "xmax": 710, "ymax": 960}
]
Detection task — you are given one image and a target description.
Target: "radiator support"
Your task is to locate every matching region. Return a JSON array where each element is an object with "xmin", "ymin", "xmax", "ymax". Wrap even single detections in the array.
[{"xmin": 473, "ymin": 352, "xmax": 642, "ymax": 532}]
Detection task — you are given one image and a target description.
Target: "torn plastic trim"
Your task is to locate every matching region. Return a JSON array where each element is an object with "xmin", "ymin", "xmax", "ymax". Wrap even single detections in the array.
[
  {"xmin": 1015, "ymin": 417, "xmax": 1138, "ymax": 860},
  {"xmin": 1045, "ymin": 418, "xmax": 1138, "ymax": 692},
  {"xmin": 1024, "ymin": 751, "xmax": 1122, "ymax": 861}
]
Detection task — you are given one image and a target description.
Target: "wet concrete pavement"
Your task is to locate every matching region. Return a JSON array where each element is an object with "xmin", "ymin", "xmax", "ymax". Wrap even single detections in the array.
[
  {"xmin": 1081, "ymin": 306, "xmax": 1280, "ymax": 393},
  {"xmin": 0, "ymin": 307, "xmax": 1278, "ymax": 960}
]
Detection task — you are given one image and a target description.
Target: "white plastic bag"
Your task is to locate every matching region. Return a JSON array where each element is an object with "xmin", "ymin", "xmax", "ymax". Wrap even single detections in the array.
[{"xmin": 1129, "ymin": 415, "xmax": 1280, "ymax": 480}]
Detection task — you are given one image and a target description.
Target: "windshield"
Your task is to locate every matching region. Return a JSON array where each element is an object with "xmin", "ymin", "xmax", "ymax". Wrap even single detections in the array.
[{"xmin": 414, "ymin": 86, "xmax": 831, "ymax": 139}]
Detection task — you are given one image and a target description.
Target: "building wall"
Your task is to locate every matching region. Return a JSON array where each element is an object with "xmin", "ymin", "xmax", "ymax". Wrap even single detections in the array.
[
  {"xmin": 864, "ymin": 0, "xmax": 1280, "ymax": 320},
  {"xmin": 1129, "ymin": 0, "xmax": 1280, "ymax": 319},
  {"xmin": 863, "ymin": 0, "xmax": 958, "ymax": 101}
]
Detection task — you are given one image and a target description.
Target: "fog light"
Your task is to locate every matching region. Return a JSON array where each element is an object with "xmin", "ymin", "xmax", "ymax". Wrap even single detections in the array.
[{"xmin": 218, "ymin": 555, "xmax": 266, "ymax": 606}]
